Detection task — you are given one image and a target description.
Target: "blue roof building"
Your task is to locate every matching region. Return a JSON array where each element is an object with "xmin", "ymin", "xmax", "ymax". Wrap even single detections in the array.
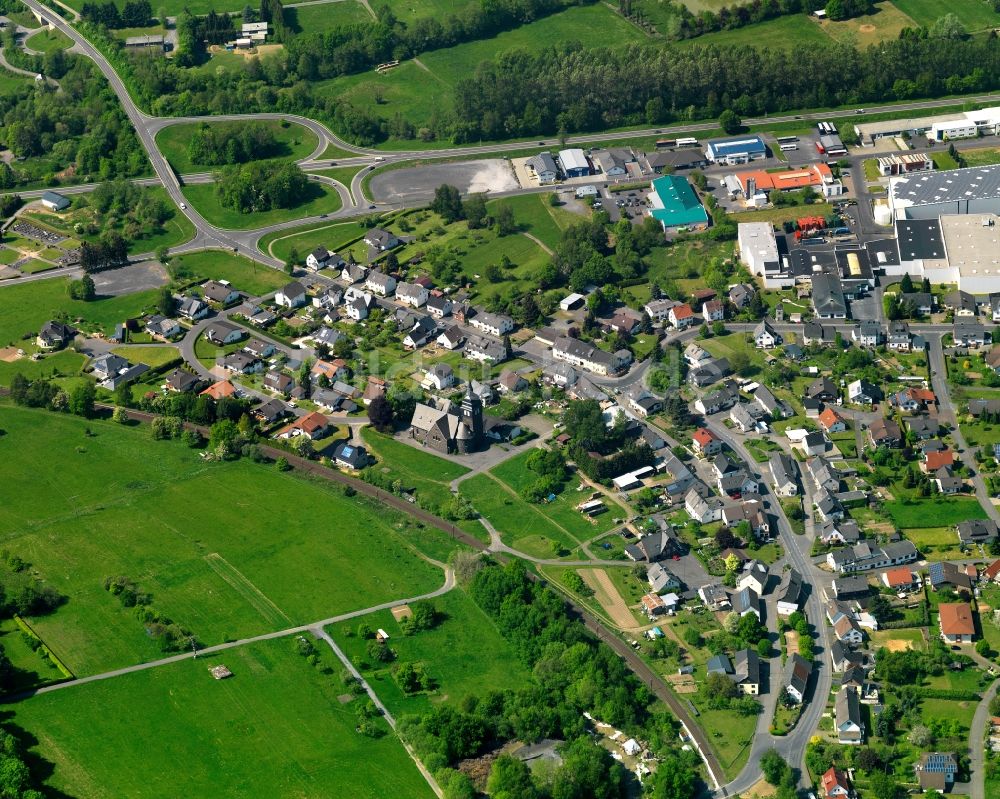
[{"xmin": 705, "ymin": 135, "xmax": 768, "ymax": 164}]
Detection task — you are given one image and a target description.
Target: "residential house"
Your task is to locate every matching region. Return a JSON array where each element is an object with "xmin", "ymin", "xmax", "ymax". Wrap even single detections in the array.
[
  {"xmin": 819, "ymin": 407, "xmax": 847, "ymax": 433},
  {"xmin": 808, "ymin": 456, "xmax": 841, "ymax": 492},
  {"xmin": 832, "ymin": 576, "xmax": 870, "ymax": 600},
  {"xmin": 914, "ymin": 753, "xmax": 958, "ymax": 792},
  {"xmin": 220, "ymin": 351, "xmax": 262, "ymax": 375},
  {"xmin": 200, "ymin": 380, "xmax": 237, "ymax": 400},
  {"xmin": 938, "ymin": 602, "xmax": 975, "ymax": 643},
  {"xmin": 645, "ymin": 298, "xmax": 679, "ymax": 324},
  {"xmin": 364, "ymin": 228, "xmax": 399, "ymax": 251},
  {"xmin": 165, "ymin": 368, "xmax": 201, "ymax": 393},
  {"xmin": 91, "ymin": 353, "xmax": 130, "ymax": 381},
  {"xmin": 786, "ymin": 654, "xmax": 812, "ymax": 704},
  {"xmin": 703, "ymin": 300, "xmax": 725, "ymax": 322},
  {"xmin": 647, "ymin": 563, "xmax": 682, "ymax": 593},
  {"xmin": 332, "ymin": 442, "xmax": 370, "ymax": 470},
  {"xmin": 525, "ymin": 152, "xmax": 559, "ymax": 184},
  {"xmin": 882, "ymin": 567, "xmax": 918, "ymax": 592},
  {"xmin": 469, "ymin": 311, "xmax": 514, "ymax": 337},
  {"xmin": 274, "ymin": 411, "xmax": 329, "ymax": 440},
  {"xmin": 922, "ymin": 448, "xmax": 954, "ymax": 474},
  {"xmin": 802, "ymin": 321, "xmax": 833, "ymax": 346},
  {"xmin": 424, "ymin": 363, "xmax": 455, "ymax": 391},
  {"xmin": 145, "ymin": 315, "xmax": 180, "ymax": 340},
  {"xmin": 552, "ymin": 336, "xmax": 631, "ymax": 376},
  {"xmin": 36, "ymin": 321, "xmax": 75, "ymax": 350},
  {"xmin": 694, "ymin": 380, "xmax": 740, "ymax": 415},
  {"xmin": 887, "ymin": 320, "xmax": 915, "ymax": 351},
  {"xmin": 807, "ymin": 377, "xmax": 838, "ymax": 402},
  {"xmin": 819, "ymin": 519, "xmax": 861, "ymax": 546},
  {"xmin": 178, "ymin": 295, "xmax": 208, "ymax": 320},
  {"xmin": 395, "ymin": 281, "xmax": 429, "ymax": 308},
  {"xmin": 770, "ymin": 452, "xmax": 799, "ymax": 497},
  {"xmin": 957, "ymin": 519, "xmax": 998, "ymax": 546},
  {"xmin": 944, "ymin": 289, "xmax": 977, "ymax": 316},
  {"xmin": 852, "ymin": 319, "xmax": 883, "ymax": 348},
  {"xmin": 731, "ymin": 648, "xmax": 760, "ymax": 695},
  {"xmin": 311, "ymin": 359, "xmax": 348, "ymax": 383},
  {"xmin": 465, "ymin": 334, "xmax": 508, "ymax": 364},
  {"xmin": 403, "ymin": 316, "xmax": 437, "ymax": 349},
  {"xmin": 425, "ymin": 295, "xmax": 452, "ymax": 319},
  {"xmin": 305, "ymin": 246, "xmax": 344, "ymax": 271},
  {"xmin": 312, "ymin": 289, "xmax": 344, "ymax": 318},
  {"xmin": 668, "ymin": 303, "xmax": 695, "ymax": 330},
  {"xmin": 275, "ymin": 281, "xmax": 307, "ymax": 309},
  {"xmin": 828, "ymin": 601, "xmax": 864, "ymax": 646},
  {"xmin": 868, "ymin": 417, "xmax": 902, "ymax": 448},
  {"xmin": 908, "ymin": 416, "xmax": 940, "ymax": 439},
  {"xmin": 698, "ymin": 584, "xmax": 731, "ymax": 611},
  {"xmin": 346, "ymin": 293, "xmax": 376, "ymax": 321},
  {"xmin": 688, "ymin": 358, "xmax": 731, "ymax": 388},
  {"xmin": 686, "ymin": 487, "xmax": 725, "ymax": 523},
  {"xmin": 263, "ymin": 371, "xmax": 294, "ymax": 395},
  {"xmin": 627, "ymin": 530, "xmax": 681, "ymax": 563},
  {"xmin": 830, "ymin": 641, "xmax": 864, "ymax": 673},
  {"xmin": 827, "ymin": 541, "xmax": 918, "ymax": 573},
  {"xmin": 202, "ymin": 280, "xmax": 240, "ymax": 305},
  {"xmin": 954, "ymin": 322, "xmax": 989, "ymax": 348},
  {"xmin": 835, "ymin": 686, "xmax": 864, "ymax": 744},
  {"xmin": 812, "ymin": 273, "xmax": 847, "ymax": 319},
  {"xmin": 436, "ymin": 325, "xmax": 465, "ymax": 350},
  {"xmin": 244, "ymin": 339, "xmax": 275, "ymax": 359},
  {"xmin": 253, "ymin": 398, "xmax": 290, "ymax": 425},
  {"xmin": 803, "ymin": 431, "xmax": 827, "ymax": 457},
  {"xmin": 753, "ymin": 319, "xmax": 781, "ymax": 348},
  {"xmin": 365, "ymin": 271, "xmax": 397, "ymax": 297},
  {"xmin": 930, "ymin": 561, "xmax": 974, "ymax": 592},
  {"xmin": 729, "ymin": 283, "xmax": 754, "ymax": 309},
  {"xmin": 847, "ymin": 379, "xmax": 879, "ymax": 405},
  {"xmin": 341, "ymin": 263, "xmax": 368, "ymax": 283},
  {"xmin": 776, "ymin": 569, "xmax": 803, "ymax": 616},
  {"xmin": 691, "ymin": 428, "xmax": 722, "ymax": 456},
  {"xmin": 737, "ymin": 561, "xmax": 769, "ymax": 595},
  {"xmin": 821, "ymin": 767, "xmax": 853, "ymax": 799},
  {"xmin": 936, "ymin": 466, "xmax": 964, "ymax": 494},
  {"xmin": 730, "ymin": 402, "xmax": 757, "ymax": 433},
  {"xmin": 733, "ymin": 587, "xmax": 762, "ymax": 620},
  {"xmin": 754, "ymin": 385, "xmax": 792, "ymax": 419},
  {"xmin": 311, "ymin": 326, "xmax": 343, "ymax": 348},
  {"xmin": 205, "ymin": 320, "xmax": 244, "ymax": 346}
]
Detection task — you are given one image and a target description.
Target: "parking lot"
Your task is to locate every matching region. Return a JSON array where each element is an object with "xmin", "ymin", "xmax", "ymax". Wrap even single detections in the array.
[{"xmin": 595, "ymin": 188, "xmax": 647, "ymax": 224}]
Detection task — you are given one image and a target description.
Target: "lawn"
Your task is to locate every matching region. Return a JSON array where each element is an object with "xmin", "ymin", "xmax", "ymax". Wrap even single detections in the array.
[
  {"xmin": 259, "ymin": 218, "xmax": 367, "ymax": 262},
  {"xmin": 168, "ymin": 249, "xmax": 290, "ymax": 295},
  {"xmin": 110, "ymin": 345, "xmax": 181, "ymax": 369},
  {"xmin": 883, "ymin": 497, "xmax": 988, "ymax": 528},
  {"xmin": 155, "ymin": 120, "xmax": 320, "ymax": 174},
  {"xmin": 378, "ymin": 0, "xmax": 471, "ymax": 23},
  {"xmin": 0, "ymin": 406, "xmax": 445, "ymax": 675},
  {"xmin": 892, "ymin": 0, "xmax": 999, "ymax": 31},
  {"xmin": 459, "ymin": 473, "xmax": 581, "ymax": 558},
  {"xmin": 9, "ymin": 637, "xmax": 435, "ymax": 799},
  {"xmin": 731, "ymin": 202, "xmax": 834, "ymax": 226},
  {"xmin": 817, "ymin": 2, "xmax": 917, "ymax": 48},
  {"xmin": 676, "ymin": 12, "xmax": 831, "ymax": 50},
  {"xmin": 360, "ymin": 428, "xmax": 469, "ymax": 513},
  {"xmin": 285, "ymin": 0, "xmax": 374, "ymax": 33},
  {"xmin": 932, "ymin": 150, "xmax": 960, "ymax": 170},
  {"xmin": 180, "ymin": 181, "xmax": 342, "ymax": 230},
  {"xmin": 903, "ymin": 526, "xmax": 967, "ymax": 560},
  {"xmin": 329, "ymin": 586, "xmax": 531, "ymax": 717},
  {"xmin": 488, "ymin": 193, "xmax": 578, "ymax": 251},
  {"xmin": 23, "ymin": 27, "xmax": 73, "ymax": 53}
]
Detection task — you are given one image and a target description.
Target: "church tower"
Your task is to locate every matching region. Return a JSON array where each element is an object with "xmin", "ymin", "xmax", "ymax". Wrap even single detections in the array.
[{"xmin": 459, "ymin": 384, "xmax": 484, "ymax": 451}]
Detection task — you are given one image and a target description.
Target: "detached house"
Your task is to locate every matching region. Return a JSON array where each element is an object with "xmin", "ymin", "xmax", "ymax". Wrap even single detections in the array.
[
  {"xmin": 786, "ymin": 654, "xmax": 812, "ymax": 704},
  {"xmin": 691, "ymin": 428, "xmax": 722, "ymax": 456},
  {"xmin": 818, "ymin": 407, "xmax": 847, "ymax": 433},
  {"xmin": 914, "ymin": 753, "xmax": 958, "ymax": 792},
  {"xmin": 202, "ymin": 280, "xmax": 240, "ymax": 305},
  {"xmin": 938, "ymin": 602, "xmax": 976, "ymax": 644},
  {"xmin": 205, "ymin": 320, "xmax": 244, "ymax": 346},
  {"xmin": 668, "ymin": 303, "xmax": 695, "ymax": 330},
  {"xmin": 770, "ymin": 452, "xmax": 799, "ymax": 497},
  {"xmin": 835, "ymin": 686, "xmax": 864, "ymax": 745},
  {"xmin": 753, "ymin": 319, "xmax": 781, "ymax": 349},
  {"xmin": 364, "ymin": 228, "xmax": 398, "ymax": 251},
  {"xmin": 275, "ymin": 281, "xmax": 307, "ymax": 309},
  {"xmin": 365, "ymin": 271, "xmax": 397, "ymax": 297},
  {"xmin": 395, "ymin": 281, "xmax": 429, "ymax": 308}
]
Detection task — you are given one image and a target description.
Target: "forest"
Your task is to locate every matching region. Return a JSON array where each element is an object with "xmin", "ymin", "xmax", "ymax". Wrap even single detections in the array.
[
  {"xmin": 213, "ymin": 162, "xmax": 309, "ymax": 212},
  {"xmin": 188, "ymin": 121, "xmax": 281, "ymax": 166},
  {"xmin": 398, "ymin": 559, "xmax": 703, "ymax": 799},
  {"xmin": 0, "ymin": 47, "xmax": 149, "ymax": 186}
]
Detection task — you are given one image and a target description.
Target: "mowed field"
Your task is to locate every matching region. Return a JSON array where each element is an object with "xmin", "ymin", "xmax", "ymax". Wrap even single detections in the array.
[
  {"xmin": 892, "ymin": 0, "xmax": 999, "ymax": 30},
  {"xmin": 154, "ymin": 119, "xmax": 320, "ymax": 174},
  {"xmin": 0, "ymin": 407, "xmax": 444, "ymax": 675},
  {"xmin": 9, "ymin": 638, "xmax": 436, "ymax": 799},
  {"xmin": 168, "ymin": 249, "xmax": 290, "ymax": 295},
  {"xmin": 284, "ymin": 0, "xmax": 375, "ymax": 33}
]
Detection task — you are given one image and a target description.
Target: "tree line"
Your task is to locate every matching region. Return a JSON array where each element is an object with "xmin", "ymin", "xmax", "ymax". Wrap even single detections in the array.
[
  {"xmin": 399, "ymin": 559, "xmax": 703, "ymax": 799},
  {"xmin": 214, "ymin": 162, "xmax": 309, "ymax": 213},
  {"xmin": 80, "ymin": 0, "xmax": 152, "ymax": 28}
]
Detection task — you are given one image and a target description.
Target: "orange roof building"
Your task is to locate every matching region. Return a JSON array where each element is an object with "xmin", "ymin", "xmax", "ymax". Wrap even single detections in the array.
[
  {"xmin": 882, "ymin": 566, "xmax": 915, "ymax": 589},
  {"xmin": 274, "ymin": 411, "xmax": 329, "ymax": 440},
  {"xmin": 939, "ymin": 602, "xmax": 975, "ymax": 642},
  {"xmin": 923, "ymin": 450, "xmax": 954, "ymax": 472},
  {"xmin": 200, "ymin": 380, "xmax": 237, "ymax": 400},
  {"xmin": 732, "ymin": 163, "xmax": 834, "ymax": 195},
  {"xmin": 818, "ymin": 407, "xmax": 846, "ymax": 431}
]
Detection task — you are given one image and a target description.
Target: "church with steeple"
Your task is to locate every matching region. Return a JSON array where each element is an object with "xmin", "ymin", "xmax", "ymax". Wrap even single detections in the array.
[{"xmin": 408, "ymin": 384, "xmax": 484, "ymax": 454}]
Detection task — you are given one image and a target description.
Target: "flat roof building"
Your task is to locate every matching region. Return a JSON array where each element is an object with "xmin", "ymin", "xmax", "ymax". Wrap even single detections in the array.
[
  {"xmin": 738, "ymin": 222, "xmax": 779, "ymax": 276},
  {"xmin": 647, "ymin": 175, "xmax": 709, "ymax": 232},
  {"xmin": 889, "ymin": 164, "xmax": 1000, "ymax": 221},
  {"xmin": 704, "ymin": 135, "xmax": 767, "ymax": 165}
]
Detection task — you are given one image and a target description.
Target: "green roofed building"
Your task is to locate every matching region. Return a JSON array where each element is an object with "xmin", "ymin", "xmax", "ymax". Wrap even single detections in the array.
[{"xmin": 648, "ymin": 175, "xmax": 709, "ymax": 232}]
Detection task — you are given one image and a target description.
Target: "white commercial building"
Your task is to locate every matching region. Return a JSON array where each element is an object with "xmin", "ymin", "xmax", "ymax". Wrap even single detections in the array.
[{"xmin": 738, "ymin": 222, "xmax": 780, "ymax": 284}]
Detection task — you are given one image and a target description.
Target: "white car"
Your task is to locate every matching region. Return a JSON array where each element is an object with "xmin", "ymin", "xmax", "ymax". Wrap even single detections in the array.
[{"xmin": 179, "ymin": 202, "xmax": 187, "ymax": 210}]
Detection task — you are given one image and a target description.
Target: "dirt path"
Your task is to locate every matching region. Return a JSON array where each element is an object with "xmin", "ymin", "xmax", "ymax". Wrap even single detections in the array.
[
  {"xmin": 580, "ymin": 569, "xmax": 637, "ymax": 630},
  {"xmin": 522, "ymin": 232, "xmax": 553, "ymax": 256}
]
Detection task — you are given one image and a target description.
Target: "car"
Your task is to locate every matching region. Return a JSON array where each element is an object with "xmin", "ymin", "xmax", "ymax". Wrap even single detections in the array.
[
  {"xmin": 538, "ymin": 141, "xmax": 545, "ymax": 145},
  {"xmin": 368, "ymin": 204, "xmax": 376, "ymax": 209},
  {"xmin": 320, "ymin": 214, "xmax": 327, "ymax": 218},
  {"xmin": 179, "ymin": 202, "xmax": 187, "ymax": 209},
  {"xmin": 328, "ymin": 161, "xmax": 337, "ymax": 166},
  {"xmin": 855, "ymin": 108, "xmax": 865, "ymax": 114},
  {"xmin": 368, "ymin": 165, "xmax": 375, "ymax": 170},
  {"xmin": 374, "ymin": 156, "xmax": 385, "ymax": 162}
]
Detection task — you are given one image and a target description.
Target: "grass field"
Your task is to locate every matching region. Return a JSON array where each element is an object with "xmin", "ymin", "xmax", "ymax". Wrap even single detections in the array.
[
  {"xmin": 731, "ymin": 202, "xmax": 835, "ymax": 226},
  {"xmin": 818, "ymin": 2, "xmax": 917, "ymax": 47},
  {"xmin": 903, "ymin": 526, "xmax": 967, "ymax": 560},
  {"xmin": 0, "ymin": 406, "xmax": 444, "ymax": 675},
  {"xmin": 378, "ymin": 0, "xmax": 469, "ymax": 23},
  {"xmin": 23, "ymin": 27, "xmax": 73, "ymax": 53},
  {"xmin": 962, "ymin": 147, "xmax": 1000, "ymax": 167},
  {"xmin": 10, "ymin": 637, "xmax": 435, "ymax": 799},
  {"xmin": 488, "ymin": 193, "xmax": 578, "ymax": 251},
  {"xmin": 259, "ymin": 218, "xmax": 366, "ymax": 262},
  {"xmin": 168, "ymin": 249, "xmax": 289, "ymax": 295},
  {"xmin": 676, "ymin": 13, "xmax": 831, "ymax": 50},
  {"xmin": 360, "ymin": 428, "xmax": 469, "ymax": 512},
  {"xmin": 892, "ymin": 0, "xmax": 999, "ymax": 31},
  {"xmin": 23, "ymin": 187, "xmax": 196, "ymax": 256},
  {"xmin": 109, "ymin": 345, "xmax": 181, "ymax": 368},
  {"xmin": 155, "ymin": 120, "xmax": 320, "ymax": 174},
  {"xmin": 180, "ymin": 181, "xmax": 342, "ymax": 230},
  {"xmin": 329, "ymin": 586, "xmax": 531, "ymax": 716},
  {"xmin": 59, "ymin": 0, "xmax": 230, "ymax": 15},
  {"xmin": 284, "ymin": 0, "xmax": 374, "ymax": 33},
  {"xmin": 883, "ymin": 497, "xmax": 988, "ymax": 528}
]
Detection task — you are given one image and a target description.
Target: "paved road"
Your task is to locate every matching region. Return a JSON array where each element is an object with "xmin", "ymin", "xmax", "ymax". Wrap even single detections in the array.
[
  {"xmin": 704, "ymin": 418, "xmax": 835, "ymax": 795},
  {"xmin": 971, "ymin": 673, "xmax": 999, "ymax": 799},
  {"xmin": 927, "ymin": 332, "xmax": 1000, "ymax": 523}
]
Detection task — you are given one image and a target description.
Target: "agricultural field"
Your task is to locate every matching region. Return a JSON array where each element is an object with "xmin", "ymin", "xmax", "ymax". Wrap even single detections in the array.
[
  {"xmin": 9, "ymin": 638, "xmax": 435, "ymax": 799},
  {"xmin": 168, "ymin": 249, "xmax": 290, "ymax": 295},
  {"xmin": 23, "ymin": 186, "xmax": 196, "ymax": 255},
  {"xmin": 155, "ymin": 120, "xmax": 320, "ymax": 174},
  {"xmin": 284, "ymin": 0, "xmax": 374, "ymax": 34},
  {"xmin": 891, "ymin": 0, "xmax": 999, "ymax": 31},
  {"xmin": 329, "ymin": 586, "xmax": 531, "ymax": 717},
  {"xmin": 23, "ymin": 27, "xmax": 73, "ymax": 53},
  {"xmin": 0, "ymin": 407, "xmax": 445, "ymax": 675},
  {"xmin": 180, "ymin": 181, "xmax": 342, "ymax": 230}
]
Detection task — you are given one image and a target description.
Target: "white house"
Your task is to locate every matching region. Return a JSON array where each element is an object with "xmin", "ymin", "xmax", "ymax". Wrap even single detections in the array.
[
  {"xmin": 424, "ymin": 363, "xmax": 455, "ymax": 391},
  {"xmin": 469, "ymin": 311, "xmax": 514, "ymax": 337},
  {"xmin": 754, "ymin": 319, "xmax": 781, "ymax": 349},
  {"xmin": 365, "ymin": 271, "xmax": 397, "ymax": 297},
  {"xmin": 275, "ymin": 281, "xmax": 307, "ymax": 309},
  {"xmin": 395, "ymin": 282, "xmax": 429, "ymax": 308}
]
